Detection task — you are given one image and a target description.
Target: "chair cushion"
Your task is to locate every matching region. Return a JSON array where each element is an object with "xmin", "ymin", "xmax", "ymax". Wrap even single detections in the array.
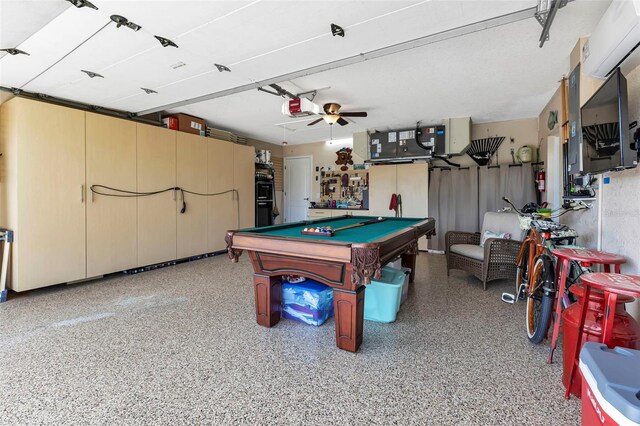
[
  {"xmin": 481, "ymin": 212, "xmax": 524, "ymax": 242},
  {"xmin": 480, "ymin": 230, "xmax": 511, "ymax": 247},
  {"xmin": 450, "ymin": 244, "xmax": 484, "ymax": 261}
]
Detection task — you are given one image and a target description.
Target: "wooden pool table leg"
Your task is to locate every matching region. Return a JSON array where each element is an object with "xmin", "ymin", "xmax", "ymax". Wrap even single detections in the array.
[
  {"xmin": 333, "ymin": 287, "xmax": 365, "ymax": 352},
  {"xmin": 401, "ymin": 253, "xmax": 417, "ymax": 283},
  {"xmin": 253, "ymin": 274, "xmax": 281, "ymax": 327}
]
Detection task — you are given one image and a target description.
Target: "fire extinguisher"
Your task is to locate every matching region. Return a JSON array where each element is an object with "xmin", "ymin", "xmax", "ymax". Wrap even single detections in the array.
[{"xmin": 536, "ymin": 169, "xmax": 545, "ymax": 192}]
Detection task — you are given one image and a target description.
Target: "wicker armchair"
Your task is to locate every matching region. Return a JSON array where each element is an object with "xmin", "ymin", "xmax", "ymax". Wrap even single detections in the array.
[{"xmin": 445, "ymin": 212, "xmax": 524, "ymax": 290}]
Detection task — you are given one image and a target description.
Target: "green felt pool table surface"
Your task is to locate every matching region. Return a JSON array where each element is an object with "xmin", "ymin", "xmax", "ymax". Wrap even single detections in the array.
[{"xmin": 240, "ymin": 216, "xmax": 427, "ymax": 243}]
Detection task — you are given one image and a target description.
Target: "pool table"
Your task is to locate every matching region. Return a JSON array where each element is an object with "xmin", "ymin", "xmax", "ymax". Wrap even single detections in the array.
[{"xmin": 225, "ymin": 215, "xmax": 436, "ymax": 352}]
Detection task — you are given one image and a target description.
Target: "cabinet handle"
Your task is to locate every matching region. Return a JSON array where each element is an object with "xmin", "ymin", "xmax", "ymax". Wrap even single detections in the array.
[{"xmin": 81, "ymin": 185, "xmax": 84, "ymax": 203}]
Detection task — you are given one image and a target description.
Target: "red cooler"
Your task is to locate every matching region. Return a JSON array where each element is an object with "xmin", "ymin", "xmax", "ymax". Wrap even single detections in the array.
[{"xmin": 579, "ymin": 342, "xmax": 640, "ymax": 425}]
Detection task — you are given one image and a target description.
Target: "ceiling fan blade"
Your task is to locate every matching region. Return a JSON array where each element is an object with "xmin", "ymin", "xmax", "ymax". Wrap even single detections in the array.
[
  {"xmin": 307, "ymin": 118, "xmax": 324, "ymax": 126},
  {"xmin": 339, "ymin": 112, "xmax": 367, "ymax": 117},
  {"xmin": 337, "ymin": 117, "xmax": 349, "ymax": 126}
]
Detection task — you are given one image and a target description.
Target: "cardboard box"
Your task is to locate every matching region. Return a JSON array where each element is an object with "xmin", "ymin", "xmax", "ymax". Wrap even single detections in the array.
[
  {"xmin": 163, "ymin": 113, "xmax": 206, "ymax": 136},
  {"xmin": 162, "ymin": 116, "xmax": 178, "ymax": 130}
]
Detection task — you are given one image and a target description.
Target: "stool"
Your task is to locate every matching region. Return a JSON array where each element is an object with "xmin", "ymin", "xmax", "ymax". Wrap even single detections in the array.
[
  {"xmin": 548, "ymin": 248, "xmax": 626, "ymax": 363},
  {"xmin": 565, "ymin": 272, "xmax": 640, "ymax": 398}
]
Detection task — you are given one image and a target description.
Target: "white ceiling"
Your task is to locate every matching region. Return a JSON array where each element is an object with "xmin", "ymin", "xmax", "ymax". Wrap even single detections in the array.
[{"xmin": 0, "ymin": 0, "xmax": 612, "ymax": 144}]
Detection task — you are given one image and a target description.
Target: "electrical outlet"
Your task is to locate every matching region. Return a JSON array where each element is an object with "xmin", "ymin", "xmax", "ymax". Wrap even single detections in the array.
[{"xmin": 510, "ymin": 148, "xmax": 514, "ymax": 155}]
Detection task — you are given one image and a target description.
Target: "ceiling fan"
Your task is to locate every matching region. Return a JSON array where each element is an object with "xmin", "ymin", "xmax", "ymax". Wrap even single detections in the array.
[{"xmin": 307, "ymin": 103, "xmax": 367, "ymax": 127}]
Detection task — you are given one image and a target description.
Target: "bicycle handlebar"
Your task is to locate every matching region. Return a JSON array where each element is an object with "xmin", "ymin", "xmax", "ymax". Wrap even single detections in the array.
[{"xmin": 502, "ymin": 196, "xmax": 592, "ymax": 219}]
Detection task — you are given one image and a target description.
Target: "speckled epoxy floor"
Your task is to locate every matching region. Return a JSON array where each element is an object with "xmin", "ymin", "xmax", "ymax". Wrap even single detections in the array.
[{"xmin": 0, "ymin": 254, "xmax": 579, "ymax": 425}]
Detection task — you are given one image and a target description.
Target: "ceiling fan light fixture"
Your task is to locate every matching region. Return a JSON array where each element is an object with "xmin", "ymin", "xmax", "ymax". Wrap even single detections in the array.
[
  {"xmin": 323, "ymin": 114, "xmax": 340, "ymax": 124},
  {"xmin": 155, "ymin": 36, "xmax": 178, "ymax": 48},
  {"xmin": 66, "ymin": 0, "xmax": 98, "ymax": 10},
  {"xmin": 0, "ymin": 48, "xmax": 29, "ymax": 56},
  {"xmin": 215, "ymin": 64, "xmax": 231, "ymax": 72}
]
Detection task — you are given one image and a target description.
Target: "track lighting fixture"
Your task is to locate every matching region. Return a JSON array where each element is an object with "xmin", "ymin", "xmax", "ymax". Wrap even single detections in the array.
[
  {"xmin": 331, "ymin": 23, "xmax": 345, "ymax": 37},
  {"xmin": 110, "ymin": 15, "xmax": 142, "ymax": 31},
  {"xmin": 154, "ymin": 36, "xmax": 178, "ymax": 48},
  {"xmin": 141, "ymin": 88, "xmax": 157, "ymax": 94},
  {"xmin": 215, "ymin": 64, "xmax": 230, "ymax": 72},
  {"xmin": 0, "ymin": 48, "xmax": 30, "ymax": 56},
  {"xmin": 65, "ymin": 0, "xmax": 98, "ymax": 10},
  {"xmin": 81, "ymin": 70, "xmax": 104, "ymax": 78}
]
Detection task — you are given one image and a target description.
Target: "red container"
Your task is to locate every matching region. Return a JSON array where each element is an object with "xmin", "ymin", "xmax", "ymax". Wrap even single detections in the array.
[{"xmin": 562, "ymin": 284, "xmax": 640, "ymax": 397}]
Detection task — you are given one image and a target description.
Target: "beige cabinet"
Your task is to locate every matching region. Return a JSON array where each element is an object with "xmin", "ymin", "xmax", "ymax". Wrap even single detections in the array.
[
  {"xmin": 369, "ymin": 163, "xmax": 429, "ymax": 249},
  {"xmin": 233, "ymin": 144, "xmax": 255, "ymax": 229},
  {"xmin": 369, "ymin": 165, "xmax": 398, "ymax": 217},
  {"xmin": 207, "ymin": 138, "xmax": 235, "ymax": 252},
  {"xmin": 308, "ymin": 209, "xmax": 332, "ymax": 219},
  {"xmin": 0, "ymin": 98, "xmax": 86, "ymax": 291},
  {"xmin": 177, "ymin": 133, "xmax": 208, "ymax": 258},
  {"xmin": 308, "ymin": 209, "xmax": 369, "ymax": 219},
  {"xmin": 137, "ymin": 124, "xmax": 177, "ymax": 266},
  {"xmin": 86, "ymin": 113, "xmax": 137, "ymax": 277}
]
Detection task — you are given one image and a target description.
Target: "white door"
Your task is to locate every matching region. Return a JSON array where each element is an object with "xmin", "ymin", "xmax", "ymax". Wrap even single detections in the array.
[{"xmin": 284, "ymin": 156, "xmax": 312, "ymax": 223}]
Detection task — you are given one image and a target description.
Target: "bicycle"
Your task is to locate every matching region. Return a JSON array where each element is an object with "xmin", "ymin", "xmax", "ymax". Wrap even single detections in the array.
[{"xmin": 500, "ymin": 197, "xmax": 592, "ymax": 344}]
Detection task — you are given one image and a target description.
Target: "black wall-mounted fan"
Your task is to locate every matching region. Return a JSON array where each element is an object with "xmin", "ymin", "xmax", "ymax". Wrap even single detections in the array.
[{"xmin": 307, "ymin": 103, "xmax": 367, "ymax": 127}]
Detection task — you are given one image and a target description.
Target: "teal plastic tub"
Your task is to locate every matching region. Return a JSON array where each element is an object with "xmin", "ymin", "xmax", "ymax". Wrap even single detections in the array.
[{"xmin": 364, "ymin": 266, "xmax": 405, "ymax": 323}]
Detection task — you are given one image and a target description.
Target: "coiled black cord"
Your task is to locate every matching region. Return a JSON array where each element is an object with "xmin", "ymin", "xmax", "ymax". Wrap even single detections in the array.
[{"xmin": 90, "ymin": 185, "xmax": 240, "ymax": 227}]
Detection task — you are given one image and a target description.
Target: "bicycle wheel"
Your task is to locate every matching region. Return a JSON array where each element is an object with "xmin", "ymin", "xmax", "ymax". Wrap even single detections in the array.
[
  {"xmin": 526, "ymin": 256, "xmax": 555, "ymax": 344},
  {"xmin": 515, "ymin": 244, "xmax": 529, "ymax": 300}
]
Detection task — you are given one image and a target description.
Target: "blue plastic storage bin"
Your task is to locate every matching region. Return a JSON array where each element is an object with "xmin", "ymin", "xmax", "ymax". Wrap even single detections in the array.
[
  {"xmin": 281, "ymin": 278, "xmax": 334, "ymax": 326},
  {"xmin": 364, "ymin": 266, "xmax": 405, "ymax": 323}
]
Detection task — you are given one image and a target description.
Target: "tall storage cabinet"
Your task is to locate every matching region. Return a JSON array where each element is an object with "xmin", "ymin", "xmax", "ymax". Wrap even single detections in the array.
[
  {"xmin": 369, "ymin": 163, "xmax": 429, "ymax": 250},
  {"xmin": 207, "ymin": 138, "xmax": 235, "ymax": 252},
  {"xmin": 0, "ymin": 98, "xmax": 255, "ymax": 291},
  {"xmin": 86, "ymin": 113, "xmax": 138, "ymax": 277},
  {"xmin": 234, "ymin": 144, "xmax": 256, "ymax": 229},
  {"xmin": 0, "ymin": 98, "xmax": 87, "ymax": 291},
  {"xmin": 137, "ymin": 124, "xmax": 177, "ymax": 266},
  {"xmin": 177, "ymin": 132, "xmax": 208, "ymax": 258}
]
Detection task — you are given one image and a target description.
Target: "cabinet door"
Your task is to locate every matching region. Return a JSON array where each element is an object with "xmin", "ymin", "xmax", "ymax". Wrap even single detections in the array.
[
  {"xmin": 308, "ymin": 209, "xmax": 331, "ymax": 219},
  {"xmin": 17, "ymin": 99, "xmax": 86, "ymax": 289},
  {"xmin": 207, "ymin": 138, "xmax": 235, "ymax": 252},
  {"xmin": 396, "ymin": 163, "xmax": 428, "ymax": 218},
  {"xmin": 137, "ymin": 124, "xmax": 177, "ymax": 266},
  {"xmin": 234, "ymin": 144, "xmax": 256, "ymax": 229},
  {"xmin": 396, "ymin": 163, "xmax": 429, "ymax": 250},
  {"xmin": 177, "ymin": 133, "xmax": 208, "ymax": 258},
  {"xmin": 368, "ymin": 164, "xmax": 397, "ymax": 217},
  {"xmin": 86, "ymin": 113, "xmax": 137, "ymax": 277}
]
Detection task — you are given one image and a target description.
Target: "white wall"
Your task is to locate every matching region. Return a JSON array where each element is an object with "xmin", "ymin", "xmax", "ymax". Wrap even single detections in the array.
[{"xmin": 561, "ymin": 54, "xmax": 640, "ymax": 320}]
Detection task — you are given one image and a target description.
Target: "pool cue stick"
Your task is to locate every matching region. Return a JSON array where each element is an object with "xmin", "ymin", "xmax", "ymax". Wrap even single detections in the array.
[{"xmin": 331, "ymin": 217, "xmax": 386, "ymax": 234}]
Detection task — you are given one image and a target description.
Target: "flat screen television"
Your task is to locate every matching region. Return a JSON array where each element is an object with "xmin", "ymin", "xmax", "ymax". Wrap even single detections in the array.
[{"xmin": 579, "ymin": 68, "xmax": 636, "ymax": 174}]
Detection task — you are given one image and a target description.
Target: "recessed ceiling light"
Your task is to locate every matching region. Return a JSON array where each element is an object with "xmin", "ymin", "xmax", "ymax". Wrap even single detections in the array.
[
  {"xmin": 154, "ymin": 36, "xmax": 178, "ymax": 48},
  {"xmin": 0, "ymin": 48, "xmax": 29, "ymax": 56},
  {"xmin": 81, "ymin": 70, "xmax": 104, "ymax": 78},
  {"xmin": 110, "ymin": 15, "xmax": 142, "ymax": 31},
  {"xmin": 215, "ymin": 64, "xmax": 231, "ymax": 72},
  {"xmin": 331, "ymin": 23, "xmax": 345, "ymax": 37},
  {"xmin": 141, "ymin": 88, "xmax": 157, "ymax": 94},
  {"xmin": 65, "ymin": 0, "xmax": 98, "ymax": 10}
]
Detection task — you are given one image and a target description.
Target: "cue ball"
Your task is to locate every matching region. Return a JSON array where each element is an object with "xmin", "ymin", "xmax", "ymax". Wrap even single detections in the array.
[{"xmin": 378, "ymin": 217, "xmax": 382, "ymax": 220}]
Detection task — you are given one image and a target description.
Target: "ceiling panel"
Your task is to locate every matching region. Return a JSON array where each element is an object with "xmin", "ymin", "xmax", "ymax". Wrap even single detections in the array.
[
  {"xmin": 21, "ymin": 22, "xmax": 159, "ymax": 93},
  {"xmin": 90, "ymin": 0, "xmax": 255, "ymax": 40},
  {"xmin": 0, "ymin": 0, "xmax": 70, "ymax": 54},
  {"xmin": 0, "ymin": 6, "xmax": 108, "ymax": 88},
  {"xmin": 170, "ymin": 0, "xmax": 610, "ymax": 145}
]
